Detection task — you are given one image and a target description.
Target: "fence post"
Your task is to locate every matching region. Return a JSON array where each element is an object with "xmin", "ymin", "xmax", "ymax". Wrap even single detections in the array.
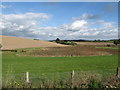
[
  {"xmin": 25, "ymin": 72, "xmax": 30, "ymax": 83},
  {"xmin": 71, "ymin": 70, "xmax": 75, "ymax": 88},
  {"xmin": 116, "ymin": 67, "xmax": 120, "ymax": 78}
]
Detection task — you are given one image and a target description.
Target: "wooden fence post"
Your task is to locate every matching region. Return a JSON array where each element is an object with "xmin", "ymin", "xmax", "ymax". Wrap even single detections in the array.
[
  {"xmin": 71, "ymin": 70, "xmax": 75, "ymax": 88},
  {"xmin": 25, "ymin": 72, "xmax": 30, "ymax": 83},
  {"xmin": 116, "ymin": 67, "xmax": 120, "ymax": 78}
]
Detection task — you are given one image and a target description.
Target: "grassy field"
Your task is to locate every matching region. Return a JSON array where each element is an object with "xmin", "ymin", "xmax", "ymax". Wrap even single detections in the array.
[
  {"xmin": 3, "ymin": 52, "xmax": 118, "ymax": 76},
  {"xmin": 2, "ymin": 49, "xmax": 119, "ymax": 88}
]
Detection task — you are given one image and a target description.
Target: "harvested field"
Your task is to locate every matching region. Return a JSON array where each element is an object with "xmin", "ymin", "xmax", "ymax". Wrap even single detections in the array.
[
  {"xmin": 76, "ymin": 42, "xmax": 114, "ymax": 45},
  {"xmin": 0, "ymin": 35, "xmax": 66, "ymax": 50},
  {"xmin": 18, "ymin": 44, "xmax": 119, "ymax": 57},
  {"xmin": 1, "ymin": 35, "xmax": 118, "ymax": 57}
]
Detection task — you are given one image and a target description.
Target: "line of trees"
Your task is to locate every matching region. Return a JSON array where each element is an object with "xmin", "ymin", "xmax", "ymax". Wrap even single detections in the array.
[{"xmin": 55, "ymin": 38, "xmax": 77, "ymax": 45}]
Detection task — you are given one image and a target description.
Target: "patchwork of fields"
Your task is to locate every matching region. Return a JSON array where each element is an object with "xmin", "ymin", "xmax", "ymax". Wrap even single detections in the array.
[
  {"xmin": 17, "ymin": 44, "xmax": 118, "ymax": 57},
  {"xmin": 2, "ymin": 41, "xmax": 119, "ymax": 76},
  {"xmin": 1, "ymin": 36, "xmax": 119, "ymax": 88}
]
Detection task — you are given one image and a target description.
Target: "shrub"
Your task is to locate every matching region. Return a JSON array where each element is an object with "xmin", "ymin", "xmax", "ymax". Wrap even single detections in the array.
[
  {"xmin": 113, "ymin": 40, "xmax": 120, "ymax": 45},
  {"xmin": 60, "ymin": 41, "xmax": 77, "ymax": 45},
  {"xmin": 0, "ymin": 44, "xmax": 2, "ymax": 49},
  {"xmin": 55, "ymin": 38, "xmax": 77, "ymax": 45},
  {"xmin": 56, "ymin": 38, "xmax": 60, "ymax": 43},
  {"xmin": 33, "ymin": 39, "xmax": 39, "ymax": 40},
  {"xmin": 87, "ymin": 78, "xmax": 103, "ymax": 88}
]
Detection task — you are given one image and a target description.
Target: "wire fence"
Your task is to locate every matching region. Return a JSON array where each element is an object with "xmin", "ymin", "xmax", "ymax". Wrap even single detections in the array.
[{"xmin": 2, "ymin": 69, "xmax": 118, "ymax": 88}]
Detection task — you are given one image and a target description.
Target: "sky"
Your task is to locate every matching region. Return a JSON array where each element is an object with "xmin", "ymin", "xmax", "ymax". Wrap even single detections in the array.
[{"xmin": 0, "ymin": 2, "xmax": 118, "ymax": 40}]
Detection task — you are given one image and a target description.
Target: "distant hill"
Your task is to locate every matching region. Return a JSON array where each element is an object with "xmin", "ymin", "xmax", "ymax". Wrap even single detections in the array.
[{"xmin": 0, "ymin": 35, "xmax": 66, "ymax": 50}]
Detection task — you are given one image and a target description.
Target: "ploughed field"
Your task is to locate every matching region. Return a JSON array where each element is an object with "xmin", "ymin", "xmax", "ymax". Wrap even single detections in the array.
[{"xmin": 17, "ymin": 44, "xmax": 119, "ymax": 57}]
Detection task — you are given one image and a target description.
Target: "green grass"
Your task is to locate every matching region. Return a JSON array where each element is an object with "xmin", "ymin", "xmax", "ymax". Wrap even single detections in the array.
[
  {"xmin": 2, "ymin": 52, "xmax": 119, "ymax": 88},
  {"xmin": 96, "ymin": 47, "xmax": 119, "ymax": 49},
  {"xmin": 3, "ymin": 52, "xmax": 118, "ymax": 76}
]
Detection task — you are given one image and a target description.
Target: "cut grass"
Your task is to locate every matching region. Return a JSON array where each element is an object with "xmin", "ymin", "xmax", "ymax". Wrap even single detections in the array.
[{"xmin": 3, "ymin": 52, "xmax": 118, "ymax": 76}]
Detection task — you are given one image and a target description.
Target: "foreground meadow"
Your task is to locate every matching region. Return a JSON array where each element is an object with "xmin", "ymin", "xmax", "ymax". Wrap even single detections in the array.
[
  {"xmin": 2, "ymin": 52, "xmax": 119, "ymax": 88},
  {"xmin": 3, "ymin": 50, "xmax": 118, "ymax": 75},
  {"xmin": 2, "ymin": 43, "xmax": 119, "ymax": 88}
]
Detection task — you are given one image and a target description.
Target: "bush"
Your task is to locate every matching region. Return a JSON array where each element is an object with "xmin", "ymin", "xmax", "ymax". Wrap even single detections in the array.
[
  {"xmin": 55, "ymin": 38, "xmax": 77, "ymax": 45},
  {"xmin": 59, "ymin": 41, "xmax": 77, "ymax": 46},
  {"xmin": 113, "ymin": 40, "xmax": 120, "ymax": 45},
  {"xmin": 56, "ymin": 38, "xmax": 60, "ymax": 43},
  {"xmin": 87, "ymin": 78, "xmax": 103, "ymax": 88},
  {"xmin": 0, "ymin": 44, "xmax": 2, "ymax": 49},
  {"xmin": 33, "ymin": 39, "xmax": 39, "ymax": 40}
]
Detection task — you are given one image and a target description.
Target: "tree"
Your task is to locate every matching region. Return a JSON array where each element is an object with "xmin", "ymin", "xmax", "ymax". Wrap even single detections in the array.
[
  {"xmin": 113, "ymin": 40, "xmax": 120, "ymax": 45},
  {"xmin": 0, "ymin": 44, "xmax": 2, "ymax": 49},
  {"xmin": 114, "ymin": 41, "xmax": 117, "ymax": 45},
  {"xmin": 56, "ymin": 38, "xmax": 60, "ymax": 43}
]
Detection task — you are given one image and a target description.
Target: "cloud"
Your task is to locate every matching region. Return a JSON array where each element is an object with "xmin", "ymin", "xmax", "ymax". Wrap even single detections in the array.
[
  {"xmin": 0, "ymin": 5, "xmax": 7, "ymax": 9},
  {"xmin": 0, "ymin": 5, "xmax": 10, "ymax": 9},
  {"xmin": 72, "ymin": 13, "xmax": 101, "ymax": 20},
  {"xmin": 1, "ymin": 13, "xmax": 51, "ymax": 38},
  {"xmin": 70, "ymin": 20, "xmax": 88, "ymax": 30},
  {"xmin": 1, "ymin": 13, "xmax": 118, "ymax": 40},
  {"xmin": 2, "ymin": 13, "xmax": 50, "ymax": 24},
  {"xmin": 103, "ymin": 4, "xmax": 117, "ymax": 13}
]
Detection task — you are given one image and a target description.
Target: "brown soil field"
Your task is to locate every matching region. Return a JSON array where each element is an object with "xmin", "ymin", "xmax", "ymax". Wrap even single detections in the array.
[
  {"xmin": 76, "ymin": 42, "xmax": 114, "ymax": 45},
  {"xmin": 0, "ymin": 35, "xmax": 66, "ymax": 50},
  {"xmin": 19, "ymin": 44, "xmax": 119, "ymax": 57},
  {"xmin": 1, "ymin": 35, "xmax": 118, "ymax": 57}
]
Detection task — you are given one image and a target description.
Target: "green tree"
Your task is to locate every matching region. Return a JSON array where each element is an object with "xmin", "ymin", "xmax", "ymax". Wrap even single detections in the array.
[
  {"xmin": 56, "ymin": 38, "xmax": 60, "ymax": 43},
  {"xmin": 0, "ymin": 44, "xmax": 2, "ymax": 49},
  {"xmin": 113, "ymin": 40, "xmax": 120, "ymax": 45}
]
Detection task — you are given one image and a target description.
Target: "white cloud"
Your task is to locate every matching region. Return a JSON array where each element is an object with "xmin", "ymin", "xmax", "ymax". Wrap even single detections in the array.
[
  {"xmin": 70, "ymin": 20, "xmax": 88, "ymax": 30},
  {"xmin": 1, "ymin": 13, "xmax": 51, "ymax": 38},
  {"xmin": 1, "ymin": 13, "xmax": 118, "ymax": 40},
  {"xmin": 0, "ymin": 5, "xmax": 11, "ymax": 9},
  {"xmin": 0, "ymin": 5, "xmax": 6, "ymax": 9},
  {"xmin": 2, "ymin": 13, "xmax": 50, "ymax": 26}
]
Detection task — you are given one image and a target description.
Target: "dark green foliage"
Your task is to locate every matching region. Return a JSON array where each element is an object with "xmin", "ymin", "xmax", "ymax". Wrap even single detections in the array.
[
  {"xmin": 56, "ymin": 38, "xmax": 60, "ymax": 43},
  {"xmin": 0, "ymin": 44, "xmax": 2, "ymax": 49},
  {"xmin": 113, "ymin": 40, "xmax": 120, "ymax": 45},
  {"xmin": 88, "ymin": 79, "xmax": 103, "ymax": 88},
  {"xmin": 59, "ymin": 41, "xmax": 77, "ymax": 45},
  {"xmin": 33, "ymin": 39, "xmax": 39, "ymax": 40},
  {"xmin": 55, "ymin": 38, "xmax": 77, "ymax": 45}
]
